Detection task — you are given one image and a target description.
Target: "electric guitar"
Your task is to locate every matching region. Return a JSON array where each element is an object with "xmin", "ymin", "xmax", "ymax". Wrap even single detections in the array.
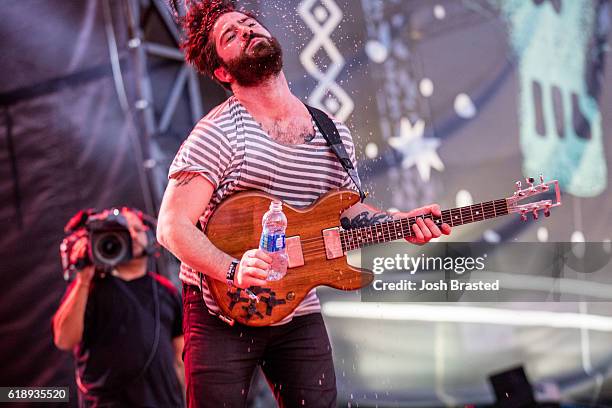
[{"xmin": 205, "ymin": 176, "xmax": 562, "ymax": 326}]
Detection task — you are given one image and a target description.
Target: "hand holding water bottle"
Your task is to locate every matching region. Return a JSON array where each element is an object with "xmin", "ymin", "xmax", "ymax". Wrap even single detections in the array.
[
  {"xmin": 260, "ymin": 200, "xmax": 288, "ymax": 281},
  {"xmin": 233, "ymin": 200, "xmax": 288, "ymax": 288},
  {"xmin": 234, "ymin": 249, "xmax": 272, "ymax": 288}
]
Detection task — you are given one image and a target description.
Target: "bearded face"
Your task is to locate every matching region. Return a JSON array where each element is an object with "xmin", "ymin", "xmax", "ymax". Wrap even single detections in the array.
[{"xmin": 221, "ymin": 33, "xmax": 283, "ymax": 87}]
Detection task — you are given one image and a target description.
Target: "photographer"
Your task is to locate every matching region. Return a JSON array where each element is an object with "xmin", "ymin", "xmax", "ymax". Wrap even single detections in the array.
[{"xmin": 52, "ymin": 207, "xmax": 185, "ymax": 407}]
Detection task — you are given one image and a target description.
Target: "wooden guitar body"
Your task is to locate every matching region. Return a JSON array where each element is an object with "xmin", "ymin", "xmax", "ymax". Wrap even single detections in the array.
[
  {"xmin": 205, "ymin": 189, "xmax": 373, "ymax": 327},
  {"xmin": 202, "ymin": 177, "xmax": 562, "ymax": 326}
]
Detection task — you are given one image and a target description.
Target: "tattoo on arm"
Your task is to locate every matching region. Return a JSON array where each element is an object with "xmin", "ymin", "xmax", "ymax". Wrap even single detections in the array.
[
  {"xmin": 173, "ymin": 172, "xmax": 198, "ymax": 187},
  {"xmin": 340, "ymin": 211, "xmax": 395, "ymax": 230}
]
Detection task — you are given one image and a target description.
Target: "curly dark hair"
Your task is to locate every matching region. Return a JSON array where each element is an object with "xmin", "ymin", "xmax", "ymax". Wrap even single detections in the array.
[{"xmin": 179, "ymin": 0, "xmax": 259, "ymax": 90}]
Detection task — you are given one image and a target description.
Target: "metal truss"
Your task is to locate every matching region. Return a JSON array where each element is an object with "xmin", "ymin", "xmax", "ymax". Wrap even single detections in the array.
[
  {"xmin": 107, "ymin": 0, "xmax": 211, "ymax": 279},
  {"xmin": 120, "ymin": 0, "xmax": 206, "ymax": 212}
]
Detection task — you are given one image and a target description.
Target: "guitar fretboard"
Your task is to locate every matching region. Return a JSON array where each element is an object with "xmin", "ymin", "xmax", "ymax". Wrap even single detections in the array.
[{"xmin": 340, "ymin": 199, "xmax": 509, "ymax": 251}]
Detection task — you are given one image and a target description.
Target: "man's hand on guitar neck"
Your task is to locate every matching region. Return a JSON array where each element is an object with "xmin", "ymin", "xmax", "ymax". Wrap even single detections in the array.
[
  {"xmin": 395, "ymin": 204, "xmax": 451, "ymax": 245},
  {"xmin": 340, "ymin": 202, "xmax": 451, "ymax": 245}
]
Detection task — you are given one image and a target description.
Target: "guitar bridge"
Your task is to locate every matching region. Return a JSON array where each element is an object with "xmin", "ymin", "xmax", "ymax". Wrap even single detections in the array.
[{"xmin": 322, "ymin": 228, "xmax": 343, "ymax": 259}]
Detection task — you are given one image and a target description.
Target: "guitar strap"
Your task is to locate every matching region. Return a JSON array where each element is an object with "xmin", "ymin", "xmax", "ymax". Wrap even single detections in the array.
[{"xmin": 305, "ymin": 105, "xmax": 366, "ymax": 202}]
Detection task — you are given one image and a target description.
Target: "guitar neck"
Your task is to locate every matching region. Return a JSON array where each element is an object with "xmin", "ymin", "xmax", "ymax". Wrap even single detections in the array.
[{"xmin": 340, "ymin": 199, "xmax": 509, "ymax": 251}]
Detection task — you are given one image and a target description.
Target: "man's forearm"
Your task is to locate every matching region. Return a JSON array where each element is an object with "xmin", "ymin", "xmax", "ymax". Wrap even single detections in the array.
[
  {"xmin": 52, "ymin": 282, "xmax": 89, "ymax": 350},
  {"xmin": 160, "ymin": 217, "xmax": 234, "ymax": 283},
  {"xmin": 340, "ymin": 202, "xmax": 396, "ymax": 229}
]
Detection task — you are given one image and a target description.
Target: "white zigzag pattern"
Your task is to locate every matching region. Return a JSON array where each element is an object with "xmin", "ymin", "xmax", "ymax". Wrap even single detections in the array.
[{"xmin": 298, "ymin": 0, "xmax": 354, "ymax": 121}]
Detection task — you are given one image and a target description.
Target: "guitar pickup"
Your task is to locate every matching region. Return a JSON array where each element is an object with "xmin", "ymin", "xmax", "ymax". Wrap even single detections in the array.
[
  {"xmin": 322, "ymin": 228, "xmax": 343, "ymax": 260},
  {"xmin": 286, "ymin": 236, "xmax": 304, "ymax": 268}
]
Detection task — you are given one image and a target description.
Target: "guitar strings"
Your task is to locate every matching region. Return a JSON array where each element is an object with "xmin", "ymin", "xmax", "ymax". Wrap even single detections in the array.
[
  {"xmin": 301, "ymin": 218, "xmax": 463, "ymax": 250},
  {"xmin": 300, "ymin": 204, "xmax": 506, "ymax": 245},
  {"xmin": 297, "ymin": 204, "xmax": 504, "ymax": 245},
  {"xmin": 297, "ymin": 204, "xmax": 507, "ymax": 256},
  {"xmin": 297, "ymin": 201, "xmax": 507, "ymax": 246}
]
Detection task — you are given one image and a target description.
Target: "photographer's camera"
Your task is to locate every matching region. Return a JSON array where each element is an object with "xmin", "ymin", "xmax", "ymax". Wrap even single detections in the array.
[{"xmin": 60, "ymin": 208, "xmax": 154, "ymax": 279}]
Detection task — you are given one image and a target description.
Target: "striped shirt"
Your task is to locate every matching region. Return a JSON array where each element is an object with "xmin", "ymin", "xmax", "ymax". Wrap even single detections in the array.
[{"xmin": 168, "ymin": 95, "xmax": 358, "ymax": 325}]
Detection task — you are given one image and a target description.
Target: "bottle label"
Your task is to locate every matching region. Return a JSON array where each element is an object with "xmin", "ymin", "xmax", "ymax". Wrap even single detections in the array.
[{"xmin": 260, "ymin": 233, "xmax": 285, "ymax": 252}]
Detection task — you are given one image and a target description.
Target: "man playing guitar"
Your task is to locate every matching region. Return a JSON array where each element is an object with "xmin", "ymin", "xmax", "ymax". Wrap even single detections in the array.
[{"xmin": 157, "ymin": 1, "xmax": 451, "ymax": 406}]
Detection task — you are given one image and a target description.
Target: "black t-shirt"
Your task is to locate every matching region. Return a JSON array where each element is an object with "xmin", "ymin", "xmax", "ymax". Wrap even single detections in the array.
[{"xmin": 66, "ymin": 273, "xmax": 183, "ymax": 407}]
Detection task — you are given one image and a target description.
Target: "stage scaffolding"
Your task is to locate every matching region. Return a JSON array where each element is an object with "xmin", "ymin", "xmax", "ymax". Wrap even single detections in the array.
[{"xmin": 103, "ymin": 0, "xmax": 219, "ymax": 279}]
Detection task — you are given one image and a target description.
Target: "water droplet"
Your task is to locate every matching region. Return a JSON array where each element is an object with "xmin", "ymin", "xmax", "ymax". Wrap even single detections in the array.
[
  {"xmin": 571, "ymin": 230, "xmax": 585, "ymax": 243},
  {"xmin": 454, "ymin": 93, "xmax": 477, "ymax": 119},
  {"xmin": 434, "ymin": 4, "xmax": 446, "ymax": 19},
  {"xmin": 455, "ymin": 189, "xmax": 473, "ymax": 207},
  {"xmin": 483, "ymin": 229, "xmax": 501, "ymax": 243},
  {"xmin": 571, "ymin": 231, "xmax": 586, "ymax": 258},
  {"xmin": 365, "ymin": 40, "xmax": 389, "ymax": 63},
  {"xmin": 419, "ymin": 78, "xmax": 434, "ymax": 97},
  {"xmin": 537, "ymin": 227, "xmax": 548, "ymax": 242},
  {"xmin": 365, "ymin": 142, "xmax": 378, "ymax": 159}
]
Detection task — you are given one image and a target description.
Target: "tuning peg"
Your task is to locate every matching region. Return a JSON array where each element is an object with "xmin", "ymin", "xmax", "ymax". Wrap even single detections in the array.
[
  {"xmin": 539, "ymin": 174, "xmax": 545, "ymax": 184},
  {"xmin": 526, "ymin": 177, "xmax": 535, "ymax": 189},
  {"xmin": 544, "ymin": 209, "xmax": 550, "ymax": 217},
  {"xmin": 532, "ymin": 209, "xmax": 539, "ymax": 220},
  {"xmin": 515, "ymin": 180, "xmax": 524, "ymax": 196},
  {"xmin": 520, "ymin": 211, "xmax": 527, "ymax": 222}
]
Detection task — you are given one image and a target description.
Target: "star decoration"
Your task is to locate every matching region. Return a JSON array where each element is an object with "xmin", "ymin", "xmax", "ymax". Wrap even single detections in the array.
[{"xmin": 388, "ymin": 117, "xmax": 445, "ymax": 181}]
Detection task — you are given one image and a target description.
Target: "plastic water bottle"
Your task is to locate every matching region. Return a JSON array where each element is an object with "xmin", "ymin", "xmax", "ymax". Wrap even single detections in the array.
[{"xmin": 259, "ymin": 200, "xmax": 288, "ymax": 281}]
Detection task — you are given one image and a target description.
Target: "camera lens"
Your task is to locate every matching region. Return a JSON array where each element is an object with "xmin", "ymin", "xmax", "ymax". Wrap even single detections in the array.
[
  {"xmin": 93, "ymin": 232, "xmax": 129, "ymax": 266},
  {"xmin": 101, "ymin": 235, "xmax": 122, "ymax": 257}
]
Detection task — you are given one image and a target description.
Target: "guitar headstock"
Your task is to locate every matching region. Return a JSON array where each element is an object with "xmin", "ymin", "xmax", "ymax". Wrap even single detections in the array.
[{"xmin": 506, "ymin": 175, "xmax": 562, "ymax": 221}]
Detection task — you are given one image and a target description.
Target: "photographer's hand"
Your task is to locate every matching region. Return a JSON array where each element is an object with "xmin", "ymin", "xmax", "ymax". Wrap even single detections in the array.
[
  {"xmin": 70, "ymin": 234, "xmax": 94, "ymax": 284},
  {"xmin": 76, "ymin": 266, "xmax": 95, "ymax": 288},
  {"xmin": 53, "ymin": 236, "xmax": 94, "ymax": 351}
]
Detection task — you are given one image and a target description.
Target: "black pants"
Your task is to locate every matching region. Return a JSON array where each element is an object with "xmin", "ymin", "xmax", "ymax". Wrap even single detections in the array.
[{"xmin": 182, "ymin": 285, "xmax": 337, "ymax": 408}]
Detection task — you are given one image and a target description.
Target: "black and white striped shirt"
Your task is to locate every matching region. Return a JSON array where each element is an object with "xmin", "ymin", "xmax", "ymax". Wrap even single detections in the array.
[{"xmin": 168, "ymin": 95, "xmax": 358, "ymax": 325}]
